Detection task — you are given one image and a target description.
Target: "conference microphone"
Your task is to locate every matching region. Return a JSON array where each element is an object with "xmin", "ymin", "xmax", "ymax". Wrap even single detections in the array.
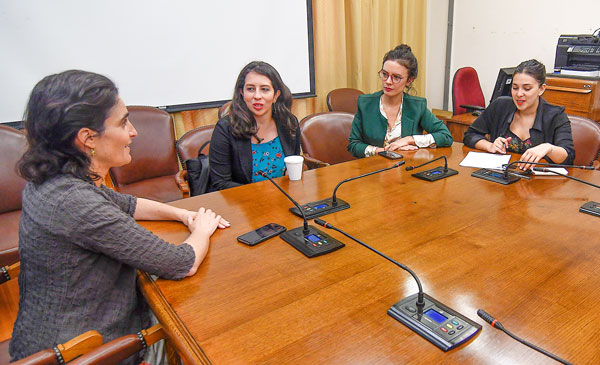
[
  {"xmin": 289, "ymin": 161, "xmax": 405, "ymax": 220},
  {"xmin": 473, "ymin": 160, "xmax": 593, "ymax": 185},
  {"xmin": 529, "ymin": 164, "xmax": 600, "ymax": 217},
  {"xmin": 404, "ymin": 155, "xmax": 458, "ymax": 181},
  {"xmin": 477, "ymin": 309, "xmax": 572, "ymax": 365},
  {"xmin": 257, "ymin": 171, "xmax": 344, "ymax": 258},
  {"xmin": 314, "ymin": 218, "xmax": 482, "ymax": 351}
]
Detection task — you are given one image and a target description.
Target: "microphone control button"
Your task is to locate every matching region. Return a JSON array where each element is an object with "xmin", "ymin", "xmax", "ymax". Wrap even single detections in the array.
[
  {"xmin": 405, "ymin": 305, "xmax": 417, "ymax": 313},
  {"xmin": 445, "ymin": 324, "xmax": 453, "ymax": 329},
  {"xmin": 448, "ymin": 330, "xmax": 456, "ymax": 335},
  {"xmin": 457, "ymin": 325, "xmax": 464, "ymax": 330},
  {"xmin": 440, "ymin": 327, "xmax": 448, "ymax": 333},
  {"xmin": 451, "ymin": 320, "xmax": 459, "ymax": 325}
]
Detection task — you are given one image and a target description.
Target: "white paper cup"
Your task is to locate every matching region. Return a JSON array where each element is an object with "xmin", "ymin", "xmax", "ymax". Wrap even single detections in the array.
[{"xmin": 284, "ymin": 155, "xmax": 304, "ymax": 181}]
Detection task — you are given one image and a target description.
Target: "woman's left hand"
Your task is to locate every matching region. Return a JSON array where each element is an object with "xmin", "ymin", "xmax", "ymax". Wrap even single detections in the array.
[
  {"xmin": 385, "ymin": 136, "xmax": 418, "ymax": 151},
  {"xmin": 180, "ymin": 209, "xmax": 230, "ymax": 229},
  {"xmin": 518, "ymin": 143, "xmax": 552, "ymax": 170}
]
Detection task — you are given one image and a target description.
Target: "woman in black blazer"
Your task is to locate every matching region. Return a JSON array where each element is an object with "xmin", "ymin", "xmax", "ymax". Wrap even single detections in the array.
[{"xmin": 209, "ymin": 61, "xmax": 301, "ymax": 191}]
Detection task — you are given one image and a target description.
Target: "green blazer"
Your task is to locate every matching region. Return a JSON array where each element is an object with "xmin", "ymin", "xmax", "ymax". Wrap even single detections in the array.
[{"xmin": 347, "ymin": 91, "xmax": 453, "ymax": 158}]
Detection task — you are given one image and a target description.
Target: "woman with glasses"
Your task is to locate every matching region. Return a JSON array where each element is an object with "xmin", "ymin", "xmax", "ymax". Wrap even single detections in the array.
[
  {"xmin": 209, "ymin": 61, "xmax": 301, "ymax": 191},
  {"xmin": 347, "ymin": 45, "xmax": 452, "ymax": 158}
]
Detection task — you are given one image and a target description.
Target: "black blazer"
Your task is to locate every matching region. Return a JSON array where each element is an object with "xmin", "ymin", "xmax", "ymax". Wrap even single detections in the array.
[
  {"xmin": 208, "ymin": 115, "xmax": 301, "ymax": 191},
  {"xmin": 463, "ymin": 96, "xmax": 575, "ymax": 164}
]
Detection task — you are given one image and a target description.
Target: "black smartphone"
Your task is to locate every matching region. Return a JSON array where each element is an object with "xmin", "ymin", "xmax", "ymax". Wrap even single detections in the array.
[
  {"xmin": 378, "ymin": 151, "xmax": 403, "ymax": 160},
  {"xmin": 237, "ymin": 223, "xmax": 287, "ymax": 246}
]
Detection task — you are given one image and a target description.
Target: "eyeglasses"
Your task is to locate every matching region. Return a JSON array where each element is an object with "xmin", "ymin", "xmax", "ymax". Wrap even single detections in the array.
[{"xmin": 378, "ymin": 70, "xmax": 405, "ymax": 84}]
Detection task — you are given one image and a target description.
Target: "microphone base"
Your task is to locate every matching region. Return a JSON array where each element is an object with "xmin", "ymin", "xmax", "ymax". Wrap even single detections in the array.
[
  {"xmin": 280, "ymin": 225, "xmax": 345, "ymax": 258},
  {"xmin": 289, "ymin": 197, "xmax": 350, "ymax": 219},
  {"xmin": 580, "ymin": 201, "xmax": 600, "ymax": 217},
  {"xmin": 471, "ymin": 168, "xmax": 520, "ymax": 185},
  {"xmin": 412, "ymin": 166, "xmax": 458, "ymax": 182},
  {"xmin": 388, "ymin": 293, "xmax": 481, "ymax": 352}
]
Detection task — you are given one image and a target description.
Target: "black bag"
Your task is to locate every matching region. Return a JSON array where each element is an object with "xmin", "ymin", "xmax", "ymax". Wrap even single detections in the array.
[{"xmin": 185, "ymin": 141, "xmax": 211, "ymax": 196}]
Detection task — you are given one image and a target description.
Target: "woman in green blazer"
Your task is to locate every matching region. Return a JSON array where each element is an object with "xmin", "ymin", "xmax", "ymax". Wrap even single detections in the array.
[{"xmin": 348, "ymin": 45, "xmax": 452, "ymax": 158}]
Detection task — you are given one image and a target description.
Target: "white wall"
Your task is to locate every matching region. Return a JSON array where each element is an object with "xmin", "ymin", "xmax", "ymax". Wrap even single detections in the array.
[
  {"xmin": 425, "ymin": 0, "xmax": 450, "ymax": 110},
  {"xmin": 450, "ymin": 0, "xmax": 600, "ymax": 107}
]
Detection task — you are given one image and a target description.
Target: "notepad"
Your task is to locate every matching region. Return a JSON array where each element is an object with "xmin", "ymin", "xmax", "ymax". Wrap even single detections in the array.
[{"xmin": 459, "ymin": 152, "xmax": 511, "ymax": 170}]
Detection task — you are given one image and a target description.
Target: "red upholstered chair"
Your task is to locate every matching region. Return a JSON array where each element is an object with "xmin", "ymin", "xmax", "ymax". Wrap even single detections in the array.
[
  {"xmin": 300, "ymin": 112, "xmax": 357, "ymax": 168},
  {"xmin": 109, "ymin": 106, "xmax": 188, "ymax": 202},
  {"xmin": 568, "ymin": 115, "xmax": 600, "ymax": 166},
  {"xmin": 326, "ymin": 88, "xmax": 364, "ymax": 114},
  {"xmin": 452, "ymin": 67, "xmax": 485, "ymax": 115},
  {"xmin": 69, "ymin": 324, "xmax": 165, "ymax": 365},
  {"xmin": 0, "ymin": 125, "xmax": 27, "ymax": 267}
]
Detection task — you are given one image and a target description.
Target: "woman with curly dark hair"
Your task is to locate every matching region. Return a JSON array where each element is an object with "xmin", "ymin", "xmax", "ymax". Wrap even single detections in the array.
[
  {"xmin": 209, "ymin": 61, "xmax": 301, "ymax": 191},
  {"xmin": 10, "ymin": 70, "xmax": 229, "ymax": 364}
]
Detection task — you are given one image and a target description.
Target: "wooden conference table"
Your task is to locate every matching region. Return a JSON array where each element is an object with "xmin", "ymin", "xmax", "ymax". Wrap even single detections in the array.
[{"xmin": 138, "ymin": 143, "xmax": 600, "ymax": 364}]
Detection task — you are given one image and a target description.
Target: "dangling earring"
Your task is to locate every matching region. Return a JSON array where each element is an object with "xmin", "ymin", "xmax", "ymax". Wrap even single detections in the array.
[{"xmin": 90, "ymin": 149, "xmax": 96, "ymax": 156}]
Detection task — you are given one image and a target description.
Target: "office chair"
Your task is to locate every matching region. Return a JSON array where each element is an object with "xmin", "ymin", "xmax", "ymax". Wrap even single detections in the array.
[
  {"xmin": 109, "ymin": 106, "xmax": 188, "ymax": 202},
  {"xmin": 0, "ymin": 125, "xmax": 27, "ymax": 267},
  {"xmin": 300, "ymin": 112, "xmax": 357, "ymax": 167},
  {"xmin": 452, "ymin": 67, "xmax": 485, "ymax": 115},
  {"xmin": 69, "ymin": 324, "xmax": 166, "ymax": 365},
  {"xmin": 568, "ymin": 115, "xmax": 600, "ymax": 166},
  {"xmin": 326, "ymin": 88, "xmax": 364, "ymax": 114}
]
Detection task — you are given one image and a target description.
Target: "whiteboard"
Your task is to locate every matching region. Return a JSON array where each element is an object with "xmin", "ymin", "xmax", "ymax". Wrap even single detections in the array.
[{"xmin": 0, "ymin": 0, "xmax": 315, "ymax": 122}]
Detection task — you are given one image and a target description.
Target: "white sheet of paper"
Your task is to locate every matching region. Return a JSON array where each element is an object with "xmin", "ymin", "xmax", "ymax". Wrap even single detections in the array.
[{"xmin": 459, "ymin": 151, "xmax": 511, "ymax": 170}]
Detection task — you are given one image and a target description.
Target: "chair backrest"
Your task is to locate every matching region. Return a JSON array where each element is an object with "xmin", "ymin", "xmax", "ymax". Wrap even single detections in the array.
[
  {"xmin": 218, "ymin": 101, "xmax": 232, "ymax": 119},
  {"xmin": 109, "ymin": 106, "xmax": 182, "ymax": 202},
  {"xmin": 326, "ymin": 88, "xmax": 364, "ymax": 114},
  {"xmin": 452, "ymin": 67, "xmax": 485, "ymax": 115},
  {"xmin": 0, "ymin": 125, "xmax": 27, "ymax": 267},
  {"xmin": 300, "ymin": 112, "xmax": 357, "ymax": 165},
  {"xmin": 69, "ymin": 324, "xmax": 164, "ymax": 365},
  {"xmin": 569, "ymin": 115, "xmax": 600, "ymax": 166},
  {"xmin": 176, "ymin": 125, "xmax": 215, "ymax": 165}
]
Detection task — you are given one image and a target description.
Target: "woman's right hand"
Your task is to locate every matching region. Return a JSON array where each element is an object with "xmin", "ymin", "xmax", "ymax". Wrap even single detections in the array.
[
  {"xmin": 488, "ymin": 137, "xmax": 511, "ymax": 154},
  {"xmin": 187, "ymin": 207, "xmax": 221, "ymax": 237}
]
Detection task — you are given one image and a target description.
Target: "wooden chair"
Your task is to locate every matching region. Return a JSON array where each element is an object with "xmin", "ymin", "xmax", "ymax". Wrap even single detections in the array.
[
  {"xmin": 326, "ymin": 88, "xmax": 364, "ymax": 114},
  {"xmin": 69, "ymin": 324, "xmax": 165, "ymax": 365},
  {"xmin": 1, "ymin": 262, "xmax": 104, "ymax": 365},
  {"xmin": 568, "ymin": 115, "xmax": 600, "ymax": 167},
  {"xmin": 300, "ymin": 112, "xmax": 357, "ymax": 168},
  {"xmin": 109, "ymin": 106, "xmax": 188, "ymax": 202},
  {"xmin": 0, "ymin": 125, "xmax": 27, "ymax": 267}
]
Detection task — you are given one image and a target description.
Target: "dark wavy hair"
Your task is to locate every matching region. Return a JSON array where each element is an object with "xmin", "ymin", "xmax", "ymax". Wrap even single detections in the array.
[
  {"xmin": 382, "ymin": 44, "xmax": 418, "ymax": 93},
  {"xmin": 514, "ymin": 59, "xmax": 546, "ymax": 86},
  {"xmin": 229, "ymin": 61, "xmax": 296, "ymax": 140},
  {"xmin": 18, "ymin": 70, "xmax": 119, "ymax": 185}
]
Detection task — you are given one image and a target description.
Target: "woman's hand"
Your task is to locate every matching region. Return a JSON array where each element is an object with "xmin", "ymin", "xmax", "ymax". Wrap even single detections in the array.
[
  {"xmin": 180, "ymin": 208, "xmax": 230, "ymax": 230},
  {"xmin": 385, "ymin": 136, "xmax": 418, "ymax": 151},
  {"xmin": 186, "ymin": 208, "xmax": 222, "ymax": 236},
  {"xmin": 488, "ymin": 137, "xmax": 511, "ymax": 154},
  {"xmin": 518, "ymin": 143, "xmax": 552, "ymax": 170}
]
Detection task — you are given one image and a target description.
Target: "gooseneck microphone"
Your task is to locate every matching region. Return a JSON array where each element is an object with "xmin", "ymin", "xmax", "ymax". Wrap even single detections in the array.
[
  {"xmin": 405, "ymin": 155, "xmax": 449, "ymax": 172},
  {"xmin": 473, "ymin": 160, "xmax": 594, "ymax": 185},
  {"xmin": 477, "ymin": 309, "xmax": 572, "ymax": 365},
  {"xmin": 258, "ymin": 171, "xmax": 345, "ymax": 258},
  {"xmin": 314, "ymin": 218, "xmax": 424, "ymax": 311},
  {"xmin": 289, "ymin": 162, "xmax": 405, "ymax": 219},
  {"xmin": 404, "ymin": 155, "xmax": 457, "ymax": 181},
  {"xmin": 531, "ymin": 166, "xmax": 600, "ymax": 189},
  {"xmin": 503, "ymin": 160, "xmax": 593, "ymax": 179},
  {"xmin": 314, "ymin": 218, "xmax": 482, "ymax": 351},
  {"xmin": 331, "ymin": 161, "xmax": 405, "ymax": 206}
]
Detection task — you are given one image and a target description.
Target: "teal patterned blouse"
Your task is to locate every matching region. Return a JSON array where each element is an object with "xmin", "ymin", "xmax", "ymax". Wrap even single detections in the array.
[{"xmin": 251, "ymin": 136, "xmax": 286, "ymax": 182}]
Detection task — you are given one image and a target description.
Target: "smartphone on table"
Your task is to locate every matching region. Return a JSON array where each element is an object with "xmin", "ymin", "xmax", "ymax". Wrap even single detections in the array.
[
  {"xmin": 378, "ymin": 151, "xmax": 403, "ymax": 160},
  {"xmin": 237, "ymin": 223, "xmax": 287, "ymax": 246}
]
